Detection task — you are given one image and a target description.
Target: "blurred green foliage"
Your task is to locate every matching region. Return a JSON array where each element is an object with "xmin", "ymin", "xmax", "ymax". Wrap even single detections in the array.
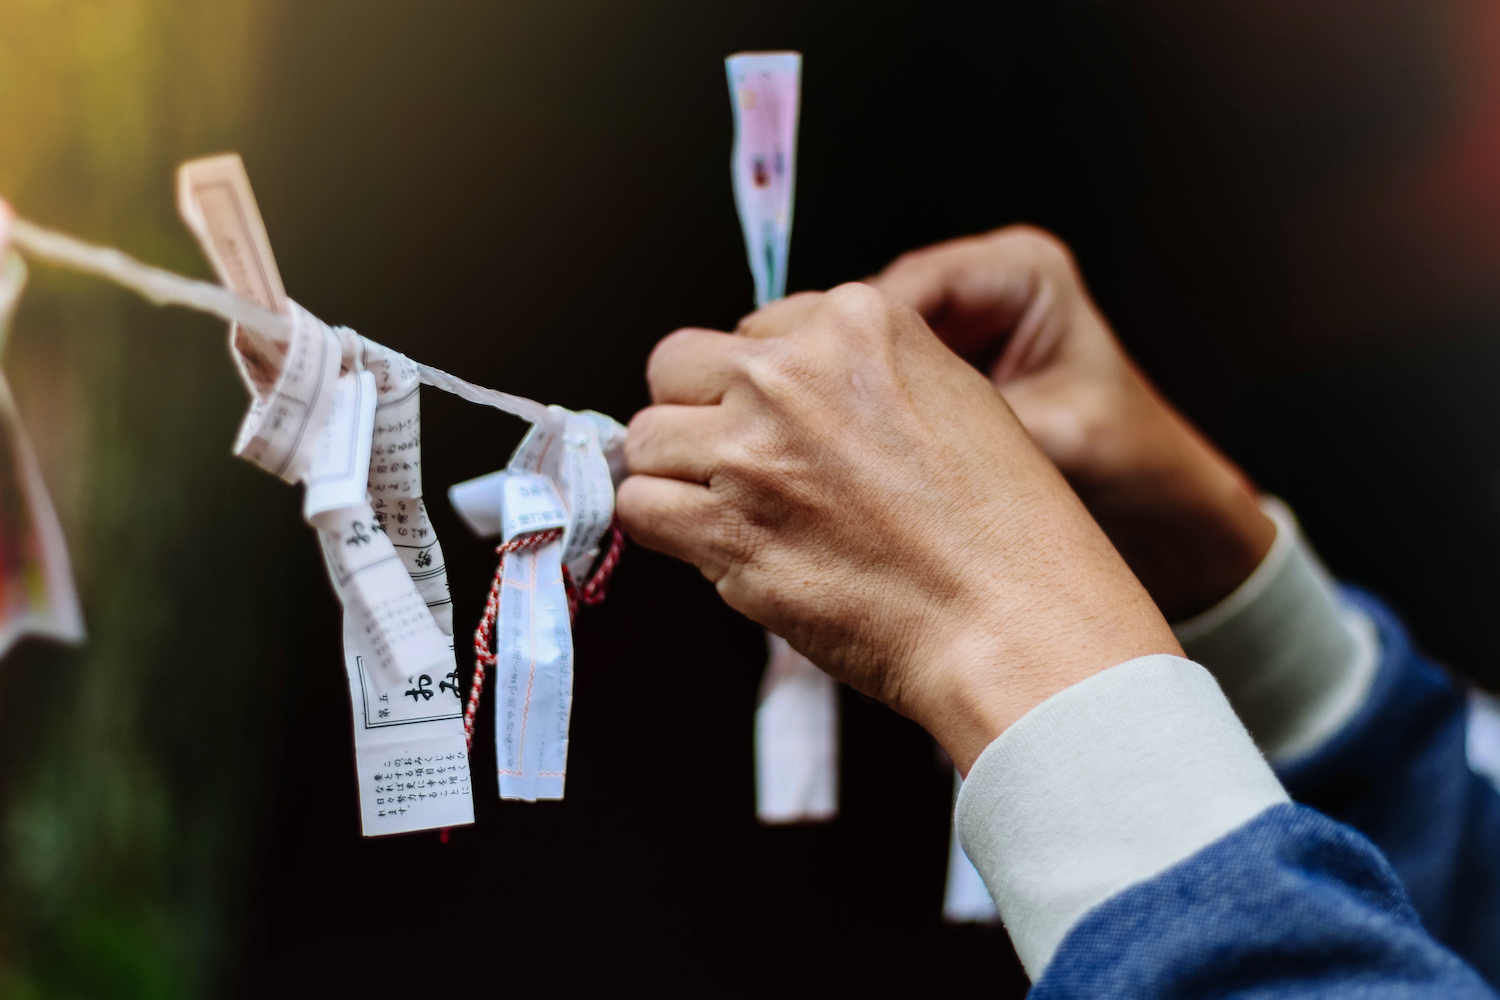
[{"xmin": 0, "ymin": 2, "xmax": 307, "ymax": 996}]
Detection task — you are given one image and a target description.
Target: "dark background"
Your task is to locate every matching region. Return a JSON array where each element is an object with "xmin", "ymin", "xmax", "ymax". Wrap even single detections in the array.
[{"xmin": 5, "ymin": 1, "xmax": 1500, "ymax": 997}]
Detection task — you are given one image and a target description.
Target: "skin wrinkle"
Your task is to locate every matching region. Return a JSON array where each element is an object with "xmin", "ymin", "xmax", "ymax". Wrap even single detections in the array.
[
  {"xmin": 621, "ymin": 278, "xmax": 1182, "ymax": 771},
  {"xmin": 623, "ymin": 220, "xmax": 1288, "ymax": 778}
]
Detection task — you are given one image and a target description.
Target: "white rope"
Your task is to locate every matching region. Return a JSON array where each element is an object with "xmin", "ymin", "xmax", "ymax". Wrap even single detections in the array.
[{"xmin": 8, "ymin": 216, "xmax": 560, "ymax": 429}]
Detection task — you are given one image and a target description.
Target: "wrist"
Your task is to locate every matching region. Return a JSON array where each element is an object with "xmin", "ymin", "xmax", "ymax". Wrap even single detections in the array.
[
  {"xmin": 902, "ymin": 508, "xmax": 1186, "ymax": 774},
  {"xmin": 1087, "ymin": 415, "xmax": 1275, "ymax": 622}
]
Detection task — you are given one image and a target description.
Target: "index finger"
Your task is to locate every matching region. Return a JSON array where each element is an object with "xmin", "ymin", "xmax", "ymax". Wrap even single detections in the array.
[
  {"xmin": 733, "ymin": 291, "xmax": 825, "ymax": 340},
  {"xmin": 646, "ymin": 326, "xmax": 756, "ymax": 405},
  {"xmin": 867, "ymin": 240, "xmax": 984, "ymax": 319}
]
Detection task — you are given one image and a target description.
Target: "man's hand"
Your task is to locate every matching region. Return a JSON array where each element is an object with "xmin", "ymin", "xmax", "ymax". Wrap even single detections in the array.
[
  {"xmin": 871, "ymin": 227, "xmax": 1275, "ymax": 622},
  {"xmin": 618, "ymin": 284, "xmax": 1180, "ymax": 771}
]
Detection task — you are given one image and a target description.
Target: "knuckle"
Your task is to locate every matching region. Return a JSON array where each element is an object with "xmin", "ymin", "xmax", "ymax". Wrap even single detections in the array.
[
  {"xmin": 743, "ymin": 338, "xmax": 816, "ymax": 398},
  {"xmin": 996, "ymin": 225, "xmax": 1078, "ymax": 277},
  {"xmin": 644, "ymin": 328, "xmax": 697, "ymax": 385},
  {"xmin": 823, "ymin": 282, "xmax": 904, "ymax": 341},
  {"xmin": 622, "ymin": 411, "xmax": 655, "ymax": 470},
  {"xmin": 823, "ymin": 280, "xmax": 888, "ymax": 319},
  {"xmin": 613, "ymin": 475, "xmax": 650, "ymax": 528}
]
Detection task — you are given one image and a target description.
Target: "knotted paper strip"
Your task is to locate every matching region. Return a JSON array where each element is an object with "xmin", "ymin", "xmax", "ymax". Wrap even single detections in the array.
[
  {"xmin": 725, "ymin": 51, "xmax": 839, "ymax": 823},
  {"xmin": 233, "ymin": 302, "xmax": 471, "ymax": 835},
  {"xmin": 0, "ymin": 205, "xmax": 85, "ymax": 659},
  {"xmin": 450, "ymin": 407, "xmax": 624, "ymax": 801},
  {"xmin": 178, "ymin": 155, "xmax": 468, "ymax": 835}
]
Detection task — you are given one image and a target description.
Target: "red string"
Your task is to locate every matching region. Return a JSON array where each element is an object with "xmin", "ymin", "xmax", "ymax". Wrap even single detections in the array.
[
  {"xmin": 464, "ymin": 527, "xmax": 563, "ymax": 753},
  {"xmin": 443, "ymin": 520, "xmax": 625, "ymax": 843},
  {"xmin": 562, "ymin": 521, "xmax": 626, "ymax": 620},
  {"xmin": 462, "ymin": 519, "xmax": 626, "ymax": 754}
]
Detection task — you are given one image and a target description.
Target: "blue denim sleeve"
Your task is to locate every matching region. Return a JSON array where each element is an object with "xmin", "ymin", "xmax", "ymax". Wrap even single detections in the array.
[
  {"xmin": 1031, "ymin": 803, "xmax": 1494, "ymax": 999},
  {"xmin": 1278, "ymin": 588, "xmax": 1500, "ymax": 984}
]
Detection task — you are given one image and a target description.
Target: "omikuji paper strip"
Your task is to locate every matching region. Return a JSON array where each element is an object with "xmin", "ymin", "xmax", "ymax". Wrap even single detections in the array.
[
  {"xmin": 725, "ymin": 51, "xmax": 840, "ymax": 824},
  {"xmin": 727, "ymin": 51, "xmax": 801, "ymax": 309},
  {"xmin": 450, "ymin": 407, "xmax": 623, "ymax": 801}
]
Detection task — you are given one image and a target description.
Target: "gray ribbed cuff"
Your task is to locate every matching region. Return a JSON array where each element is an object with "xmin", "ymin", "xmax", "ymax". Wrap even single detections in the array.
[
  {"xmin": 956, "ymin": 654, "xmax": 1287, "ymax": 979},
  {"xmin": 1173, "ymin": 498, "xmax": 1378, "ymax": 762}
]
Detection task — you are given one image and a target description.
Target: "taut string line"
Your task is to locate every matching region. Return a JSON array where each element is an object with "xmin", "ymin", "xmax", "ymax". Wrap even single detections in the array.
[{"xmin": 7, "ymin": 216, "xmax": 555, "ymax": 429}]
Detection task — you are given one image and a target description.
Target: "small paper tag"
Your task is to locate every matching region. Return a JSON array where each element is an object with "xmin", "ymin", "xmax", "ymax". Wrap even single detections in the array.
[
  {"xmin": 176, "ymin": 153, "xmax": 288, "ymax": 315},
  {"xmin": 493, "ymin": 538, "xmax": 572, "ymax": 801},
  {"xmin": 501, "ymin": 473, "xmax": 567, "ymax": 543},
  {"xmin": 303, "ymin": 370, "xmax": 377, "ymax": 519},
  {"xmin": 725, "ymin": 52, "xmax": 801, "ymax": 308},
  {"xmin": 448, "ymin": 471, "xmax": 506, "ymax": 538}
]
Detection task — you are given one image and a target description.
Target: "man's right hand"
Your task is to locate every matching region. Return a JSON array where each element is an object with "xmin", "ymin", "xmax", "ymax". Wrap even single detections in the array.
[
  {"xmin": 870, "ymin": 226, "xmax": 1274, "ymax": 622},
  {"xmin": 618, "ymin": 284, "xmax": 1181, "ymax": 772}
]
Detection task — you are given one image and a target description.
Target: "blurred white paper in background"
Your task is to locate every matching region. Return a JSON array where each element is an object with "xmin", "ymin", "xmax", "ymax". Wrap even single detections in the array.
[
  {"xmin": 0, "ymin": 202, "xmax": 86, "ymax": 660},
  {"xmin": 727, "ymin": 51, "xmax": 801, "ymax": 309},
  {"xmin": 726, "ymin": 51, "xmax": 838, "ymax": 824},
  {"xmin": 756, "ymin": 634, "xmax": 837, "ymax": 822}
]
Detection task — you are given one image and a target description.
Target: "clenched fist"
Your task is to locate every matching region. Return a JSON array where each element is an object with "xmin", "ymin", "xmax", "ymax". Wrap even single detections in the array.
[
  {"xmin": 872, "ymin": 227, "xmax": 1275, "ymax": 621},
  {"xmin": 619, "ymin": 283, "xmax": 1180, "ymax": 771}
]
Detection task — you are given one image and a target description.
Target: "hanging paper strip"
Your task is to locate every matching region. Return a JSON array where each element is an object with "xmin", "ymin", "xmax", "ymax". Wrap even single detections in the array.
[
  {"xmin": 449, "ymin": 406, "xmax": 624, "ymax": 801},
  {"xmin": 0, "ymin": 205, "xmax": 85, "ymax": 660},
  {"xmin": 727, "ymin": 51, "xmax": 801, "ymax": 309},
  {"xmin": 177, "ymin": 155, "xmax": 469, "ymax": 836},
  {"xmin": 232, "ymin": 300, "xmax": 471, "ymax": 835},
  {"xmin": 726, "ymin": 51, "xmax": 837, "ymax": 824},
  {"xmin": 756, "ymin": 634, "xmax": 837, "ymax": 822}
]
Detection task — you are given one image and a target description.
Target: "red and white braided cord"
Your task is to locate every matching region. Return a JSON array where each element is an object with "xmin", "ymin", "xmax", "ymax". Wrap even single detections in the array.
[{"xmin": 463, "ymin": 520, "xmax": 625, "ymax": 754}]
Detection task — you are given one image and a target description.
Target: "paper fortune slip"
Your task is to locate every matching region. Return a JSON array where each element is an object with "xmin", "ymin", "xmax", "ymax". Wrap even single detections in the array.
[
  {"xmin": 0, "ymin": 204, "xmax": 86, "ymax": 660},
  {"xmin": 178, "ymin": 154, "xmax": 469, "ymax": 836},
  {"xmin": 450, "ymin": 407, "xmax": 625, "ymax": 802},
  {"xmin": 726, "ymin": 51, "xmax": 801, "ymax": 309},
  {"xmin": 725, "ymin": 51, "xmax": 838, "ymax": 823}
]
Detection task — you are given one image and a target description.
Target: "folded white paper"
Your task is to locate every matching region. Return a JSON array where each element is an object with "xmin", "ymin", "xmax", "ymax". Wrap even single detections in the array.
[
  {"xmin": 726, "ymin": 52, "xmax": 801, "ymax": 309},
  {"xmin": 230, "ymin": 302, "xmax": 454, "ymax": 694},
  {"xmin": 449, "ymin": 407, "xmax": 624, "ymax": 801},
  {"xmin": 177, "ymin": 154, "xmax": 463, "ymax": 836}
]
